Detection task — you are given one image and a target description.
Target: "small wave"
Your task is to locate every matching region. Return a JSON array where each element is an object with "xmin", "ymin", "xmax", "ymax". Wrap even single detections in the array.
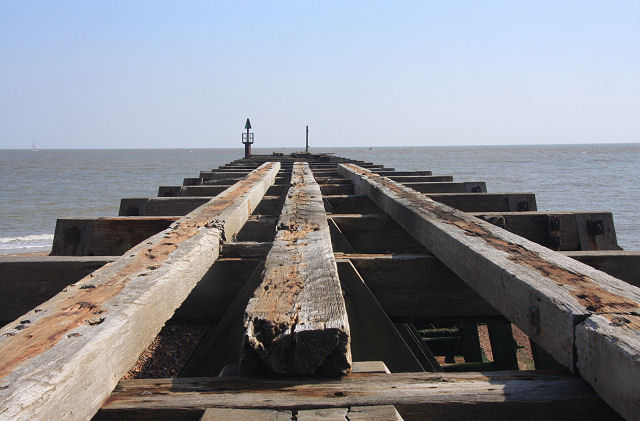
[{"xmin": 0, "ymin": 234, "xmax": 54, "ymax": 250}]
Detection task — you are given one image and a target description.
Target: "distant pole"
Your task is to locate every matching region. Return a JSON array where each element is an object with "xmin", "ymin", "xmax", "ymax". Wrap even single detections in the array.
[
  {"xmin": 242, "ymin": 118, "xmax": 253, "ymax": 158},
  {"xmin": 305, "ymin": 125, "xmax": 309, "ymax": 153}
]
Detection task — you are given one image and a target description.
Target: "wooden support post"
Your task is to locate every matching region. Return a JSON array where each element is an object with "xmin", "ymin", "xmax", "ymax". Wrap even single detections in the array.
[
  {"xmin": 486, "ymin": 319, "xmax": 519, "ymax": 370},
  {"xmin": 241, "ymin": 162, "xmax": 351, "ymax": 375},
  {"xmin": 338, "ymin": 163, "xmax": 640, "ymax": 420},
  {"xmin": 459, "ymin": 323, "xmax": 483, "ymax": 363},
  {"xmin": 0, "ymin": 163, "xmax": 280, "ymax": 420}
]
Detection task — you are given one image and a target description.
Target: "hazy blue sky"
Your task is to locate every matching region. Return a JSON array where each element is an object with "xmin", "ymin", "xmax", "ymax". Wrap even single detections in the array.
[{"xmin": 1, "ymin": 1, "xmax": 638, "ymax": 148}]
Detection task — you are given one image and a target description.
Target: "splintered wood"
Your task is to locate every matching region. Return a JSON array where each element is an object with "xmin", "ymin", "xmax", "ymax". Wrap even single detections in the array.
[{"xmin": 242, "ymin": 162, "xmax": 351, "ymax": 375}]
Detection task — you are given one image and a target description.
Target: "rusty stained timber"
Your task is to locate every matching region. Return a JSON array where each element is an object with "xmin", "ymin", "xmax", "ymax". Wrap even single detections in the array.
[
  {"xmin": 0, "ymin": 163, "xmax": 280, "ymax": 421},
  {"xmin": 241, "ymin": 162, "xmax": 352, "ymax": 375},
  {"xmin": 338, "ymin": 163, "xmax": 640, "ymax": 421}
]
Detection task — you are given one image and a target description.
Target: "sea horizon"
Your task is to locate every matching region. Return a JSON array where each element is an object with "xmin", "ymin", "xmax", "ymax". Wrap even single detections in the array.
[{"xmin": 1, "ymin": 143, "xmax": 639, "ymax": 253}]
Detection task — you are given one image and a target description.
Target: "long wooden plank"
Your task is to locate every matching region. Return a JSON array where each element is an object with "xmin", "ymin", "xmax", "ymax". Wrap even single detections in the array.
[
  {"xmin": 0, "ymin": 162, "xmax": 280, "ymax": 420},
  {"xmin": 338, "ymin": 163, "xmax": 640, "ymax": 420},
  {"xmin": 241, "ymin": 162, "xmax": 351, "ymax": 375},
  {"xmin": 97, "ymin": 371, "xmax": 617, "ymax": 420}
]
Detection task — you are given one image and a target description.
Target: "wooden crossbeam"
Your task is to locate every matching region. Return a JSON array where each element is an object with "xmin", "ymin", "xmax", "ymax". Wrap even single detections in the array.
[
  {"xmin": 241, "ymin": 162, "xmax": 351, "ymax": 375},
  {"xmin": 199, "ymin": 405, "xmax": 403, "ymax": 421},
  {"xmin": 388, "ymin": 175, "xmax": 453, "ymax": 182},
  {"xmin": 0, "ymin": 256, "xmax": 116, "ymax": 324},
  {"xmin": 5, "ymin": 250, "xmax": 638, "ymax": 328},
  {"xmin": 51, "ymin": 216, "xmax": 179, "ymax": 256},
  {"xmin": 119, "ymin": 196, "xmax": 283, "ymax": 217},
  {"xmin": 96, "ymin": 370, "xmax": 617, "ymax": 420},
  {"xmin": 324, "ymin": 192, "xmax": 537, "ymax": 214},
  {"xmin": 403, "ymin": 181, "xmax": 487, "ymax": 193},
  {"xmin": 338, "ymin": 163, "xmax": 640, "ymax": 420},
  {"xmin": 329, "ymin": 212, "xmax": 620, "ymax": 252},
  {"xmin": 0, "ymin": 163, "xmax": 280, "ymax": 420},
  {"xmin": 473, "ymin": 211, "xmax": 620, "ymax": 251}
]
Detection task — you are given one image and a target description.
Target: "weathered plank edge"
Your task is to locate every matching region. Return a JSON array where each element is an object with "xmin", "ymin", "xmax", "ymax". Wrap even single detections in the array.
[
  {"xmin": 338, "ymin": 163, "xmax": 640, "ymax": 420},
  {"xmin": 241, "ymin": 162, "xmax": 351, "ymax": 375},
  {"xmin": 0, "ymin": 162, "xmax": 280, "ymax": 421}
]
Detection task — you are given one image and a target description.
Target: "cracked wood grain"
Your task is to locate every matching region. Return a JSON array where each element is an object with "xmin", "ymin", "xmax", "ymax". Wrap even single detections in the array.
[
  {"xmin": 339, "ymin": 163, "xmax": 640, "ymax": 421},
  {"xmin": 0, "ymin": 162, "xmax": 280, "ymax": 421},
  {"xmin": 242, "ymin": 162, "xmax": 351, "ymax": 375}
]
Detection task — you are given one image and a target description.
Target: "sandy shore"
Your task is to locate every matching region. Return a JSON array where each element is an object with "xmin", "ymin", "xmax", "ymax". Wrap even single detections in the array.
[{"xmin": 0, "ymin": 250, "xmax": 51, "ymax": 257}]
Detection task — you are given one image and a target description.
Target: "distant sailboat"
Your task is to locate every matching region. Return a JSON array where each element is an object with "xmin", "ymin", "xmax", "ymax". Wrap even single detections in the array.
[{"xmin": 32, "ymin": 141, "xmax": 37, "ymax": 152}]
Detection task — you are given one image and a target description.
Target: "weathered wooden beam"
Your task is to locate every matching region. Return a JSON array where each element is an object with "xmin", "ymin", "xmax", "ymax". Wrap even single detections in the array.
[
  {"xmin": 51, "ymin": 216, "xmax": 179, "ymax": 256},
  {"xmin": 563, "ymin": 250, "xmax": 640, "ymax": 287},
  {"xmin": 376, "ymin": 170, "xmax": 432, "ymax": 176},
  {"xmin": 97, "ymin": 371, "xmax": 618, "ymax": 420},
  {"xmin": 320, "ymin": 183, "xmax": 354, "ymax": 195},
  {"xmin": 340, "ymin": 254, "xmax": 499, "ymax": 319},
  {"xmin": 330, "ymin": 215, "xmax": 424, "ymax": 254},
  {"xmin": 183, "ymin": 177, "xmax": 202, "ymax": 186},
  {"xmin": 120, "ymin": 196, "xmax": 283, "ymax": 216},
  {"xmin": 0, "ymin": 162, "xmax": 280, "ymax": 420},
  {"xmin": 428, "ymin": 192, "xmax": 537, "ymax": 211},
  {"xmin": 324, "ymin": 193, "xmax": 537, "ymax": 214},
  {"xmin": 241, "ymin": 162, "xmax": 351, "ymax": 375},
  {"xmin": 8, "ymin": 250, "xmax": 636, "ymax": 330},
  {"xmin": 219, "ymin": 241, "xmax": 273, "ymax": 258},
  {"xmin": 329, "ymin": 212, "xmax": 621, "ymax": 252},
  {"xmin": 0, "ymin": 256, "xmax": 115, "ymax": 324},
  {"xmin": 171, "ymin": 258, "xmax": 263, "ymax": 322},
  {"xmin": 388, "ymin": 175, "xmax": 453, "ymax": 182},
  {"xmin": 474, "ymin": 211, "xmax": 620, "ymax": 251},
  {"xmin": 339, "ymin": 163, "xmax": 640, "ymax": 420},
  {"xmin": 403, "ymin": 181, "xmax": 487, "ymax": 193},
  {"xmin": 236, "ymin": 216, "xmax": 277, "ymax": 242},
  {"xmin": 171, "ymin": 184, "xmax": 288, "ymax": 197}
]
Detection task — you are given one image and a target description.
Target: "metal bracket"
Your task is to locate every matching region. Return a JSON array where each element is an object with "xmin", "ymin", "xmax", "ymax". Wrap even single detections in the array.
[
  {"xmin": 547, "ymin": 215, "xmax": 561, "ymax": 250},
  {"xmin": 586, "ymin": 218, "xmax": 604, "ymax": 236}
]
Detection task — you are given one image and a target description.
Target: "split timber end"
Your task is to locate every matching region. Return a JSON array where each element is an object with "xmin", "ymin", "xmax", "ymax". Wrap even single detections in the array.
[{"xmin": 241, "ymin": 162, "xmax": 351, "ymax": 376}]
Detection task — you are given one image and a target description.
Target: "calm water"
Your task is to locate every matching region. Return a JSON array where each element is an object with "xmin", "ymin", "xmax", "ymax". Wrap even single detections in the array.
[{"xmin": 1, "ymin": 144, "xmax": 638, "ymax": 253}]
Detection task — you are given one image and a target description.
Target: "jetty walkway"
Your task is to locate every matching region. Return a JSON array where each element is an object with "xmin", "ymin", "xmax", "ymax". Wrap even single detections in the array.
[{"xmin": 1, "ymin": 153, "xmax": 639, "ymax": 420}]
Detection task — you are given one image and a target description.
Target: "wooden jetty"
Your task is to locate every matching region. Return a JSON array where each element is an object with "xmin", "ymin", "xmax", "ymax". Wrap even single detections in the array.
[{"xmin": 1, "ymin": 152, "xmax": 639, "ymax": 420}]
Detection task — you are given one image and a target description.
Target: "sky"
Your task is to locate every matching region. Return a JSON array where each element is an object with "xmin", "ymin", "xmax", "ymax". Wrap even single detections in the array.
[{"xmin": 0, "ymin": 1, "xmax": 639, "ymax": 148}]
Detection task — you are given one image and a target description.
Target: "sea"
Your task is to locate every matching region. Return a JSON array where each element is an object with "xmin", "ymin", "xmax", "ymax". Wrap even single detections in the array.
[{"xmin": 1, "ymin": 144, "xmax": 638, "ymax": 254}]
